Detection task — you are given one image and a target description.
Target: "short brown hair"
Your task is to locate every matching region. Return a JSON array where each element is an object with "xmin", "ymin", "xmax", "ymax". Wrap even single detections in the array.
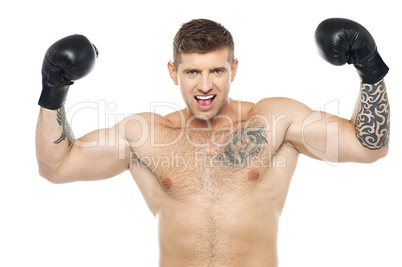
[{"xmin": 173, "ymin": 19, "xmax": 234, "ymax": 68}]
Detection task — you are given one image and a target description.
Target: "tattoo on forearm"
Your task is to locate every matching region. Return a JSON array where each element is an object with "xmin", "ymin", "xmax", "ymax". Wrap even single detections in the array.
[
  {"xmin": 355, "ymin": 80, "xmax": 390, "ymax": 150},
  {"xmin": 54, "ymin": 106, "xmax": 74, "ymax": 147},
  {"xmin": 217, "ymin": 127, "xmax": 268, "ymax": 167}
]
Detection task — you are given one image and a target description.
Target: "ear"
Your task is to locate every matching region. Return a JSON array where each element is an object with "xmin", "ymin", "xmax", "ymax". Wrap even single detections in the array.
[
  {"xmin": 167, "ymin": 61, "xmax": 178, "ymax": 85},
  {"xmin": 231, "ymin": 58, "xmax": 238, "ymax": 82}
]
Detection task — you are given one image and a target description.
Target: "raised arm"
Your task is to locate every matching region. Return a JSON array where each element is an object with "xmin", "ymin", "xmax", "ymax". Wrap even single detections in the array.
[
  {"xmin": 285, "ymin": 80, "xmax": 389, "ymax": 163},
  {"xmin": 286, "ymin": 18, "xmax": 390, "ymax": 163},
  {"xmin": 36, "ymin": 107, "xmax": 132, "ymax": 183},
  {"xmin": 35, "ymin": 35, "xmax": 131, "ymax": 183}
]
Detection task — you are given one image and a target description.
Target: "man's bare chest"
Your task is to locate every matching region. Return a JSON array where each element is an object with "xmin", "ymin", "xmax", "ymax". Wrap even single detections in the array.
[{"xmin": 130, "ymin": 121, "xmax": 284, "ymax": 200}]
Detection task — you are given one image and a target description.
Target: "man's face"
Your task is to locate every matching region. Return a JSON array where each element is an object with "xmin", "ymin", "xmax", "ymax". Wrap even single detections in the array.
[{"xmin": 168, "ymin": 48, "xmax": 238, "ymax": 121}]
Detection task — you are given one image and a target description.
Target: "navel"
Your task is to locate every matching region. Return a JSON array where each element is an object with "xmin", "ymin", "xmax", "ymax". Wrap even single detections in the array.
[
  {"xmin": 162, "ymin": 177, "xmax": 173, "ymax": 190},
  {"xmin": 247, "ymin": 169, "xmax": 260, "ymax": 181}
]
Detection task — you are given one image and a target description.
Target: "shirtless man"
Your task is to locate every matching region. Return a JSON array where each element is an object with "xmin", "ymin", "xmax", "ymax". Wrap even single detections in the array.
[{"xmin": 36, "ymin": 18, "xmax": 390, "ymax": 266}]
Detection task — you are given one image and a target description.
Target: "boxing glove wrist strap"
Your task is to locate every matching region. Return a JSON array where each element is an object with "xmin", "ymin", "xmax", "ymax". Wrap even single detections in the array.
[
  {"xmin": 38, "ymin": 81, "xmax": 71, "ymax": 110},
  {"xmin": 354, "ymin": 50, "xmax": 389, "ymax": 84}
]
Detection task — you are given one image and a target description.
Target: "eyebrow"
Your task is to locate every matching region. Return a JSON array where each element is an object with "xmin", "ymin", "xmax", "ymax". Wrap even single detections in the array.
[{"xmin": 182, "ymin": 66, "xmax": 227, "ymax": 73}]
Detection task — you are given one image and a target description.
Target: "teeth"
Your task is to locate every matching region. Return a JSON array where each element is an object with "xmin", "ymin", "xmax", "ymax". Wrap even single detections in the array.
[{"xmin": 195, "ymin": 95, "xmax": 214, "ymax": 100}]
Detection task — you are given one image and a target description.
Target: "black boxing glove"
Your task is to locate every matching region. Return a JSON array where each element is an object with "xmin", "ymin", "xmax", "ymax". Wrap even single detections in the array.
[
  {"xmin": 38, "ymin": 35, "xmax": 98, "ymax": 110},
  {"xmin": 315, "ymin": 18, "xmax": 388, "ymax": 84}
]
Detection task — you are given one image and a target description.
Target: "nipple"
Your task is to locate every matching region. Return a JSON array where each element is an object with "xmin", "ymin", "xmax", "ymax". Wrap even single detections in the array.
[
  {"xmin": 248, "ymin": 169, "xmax": 260, "ymax": 181},
  {"xmin": 162, "ymin": 177, "xmax": 173, "ymax": 190}
]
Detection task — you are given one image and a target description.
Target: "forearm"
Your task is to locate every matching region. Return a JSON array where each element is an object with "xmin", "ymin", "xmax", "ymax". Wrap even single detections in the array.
[
  {"xmin": 36, "ymin": 106, "xmax": 75, "ymax": 179},
  {"xmin": 352, "ymin": 79, "xmax": 390, "ymax": 151}
]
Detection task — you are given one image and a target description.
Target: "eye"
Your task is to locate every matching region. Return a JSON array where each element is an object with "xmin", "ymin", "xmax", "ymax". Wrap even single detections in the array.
[
  {"xmin": 213, "ymin": 69, "xmax": 224, "ymax": 74},
  {"xmin": 187, "ymin": 70, "xmax": 198, "ymax": 75}
]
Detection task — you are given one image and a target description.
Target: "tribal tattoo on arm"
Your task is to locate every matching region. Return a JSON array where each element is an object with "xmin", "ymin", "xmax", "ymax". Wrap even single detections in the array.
[
  {"xmin": 355, "ymin": 80, "xmax": 390, "ymax": 150},
  {"xmin": 54, "ymin": 106, "xmax": 74, "ymax": 147},
  {"xmin": 217, "ymin": 127, "xmax": 268, "ymax": 167}
]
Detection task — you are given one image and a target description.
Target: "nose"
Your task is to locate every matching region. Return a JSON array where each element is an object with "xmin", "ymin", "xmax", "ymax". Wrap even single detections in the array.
[{"xmin": 197, "ymin": 73, "xmax": 213, "ymax": 93}]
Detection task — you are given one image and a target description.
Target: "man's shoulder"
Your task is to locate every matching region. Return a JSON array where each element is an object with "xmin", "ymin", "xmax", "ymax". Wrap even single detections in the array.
[
  {"xmin": 251, "ymin": 97, "xmax": 302, "ymax": 115},
  {"xmin": 123, "ymin": 112, "xmax": 166, "ymax": 125},
  {"xmin": 120, "ymin": 112, "xmax": 169, "ymax": 140}
]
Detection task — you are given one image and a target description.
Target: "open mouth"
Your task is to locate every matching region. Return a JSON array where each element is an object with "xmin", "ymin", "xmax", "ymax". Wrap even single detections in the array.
[{"xmin": 194, "ymin": 94, "xmax": 216, "ymax": 110}]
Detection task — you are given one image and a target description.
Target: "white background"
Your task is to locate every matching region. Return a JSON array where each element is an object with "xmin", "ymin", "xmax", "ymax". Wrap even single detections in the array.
[{"xmin": 1, "ymin": 0, "xmax": 401, "ymax": 266}]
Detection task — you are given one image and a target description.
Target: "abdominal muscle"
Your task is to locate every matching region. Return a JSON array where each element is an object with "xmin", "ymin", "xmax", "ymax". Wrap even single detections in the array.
[{"xmin": 156, "ymin": 185, "xmax": 281, "ymax": 267}]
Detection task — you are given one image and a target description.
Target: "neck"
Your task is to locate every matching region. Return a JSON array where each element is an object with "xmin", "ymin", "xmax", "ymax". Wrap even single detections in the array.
[{"xmin": 184, "ymin": 98, "xmax": 244, "ymax": 129}]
